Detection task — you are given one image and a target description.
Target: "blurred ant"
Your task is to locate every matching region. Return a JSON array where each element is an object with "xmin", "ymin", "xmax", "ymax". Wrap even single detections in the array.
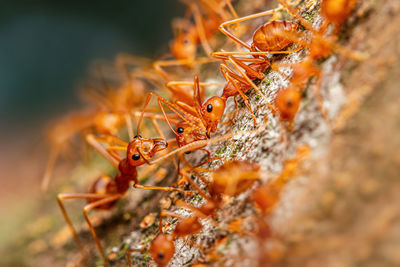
[
  {"xmin": 126, "ymin": 214, "xmax": 175, "ymax": 267},
  {"xmin": 153, "ymin": 0, "xmax": 237, "ymax": 103},
  {"xmin": 126, "ymin": 160, "xmax": 260, "ymax": 266},
  {"xmin": 252, "ymin": 145, "xmax": 310, "ymax": 215},
  {"xmin": 41, "ymin": 55, "xmax": 165, "ymax": 191},
  {"xmin": 56, "ymin": 109, "xmax": 192, "ymax": 267},
  {"xmin": 169, "ymin": 0, "xmax": 238, "ymax": 62},
  {"xmin": 269, "ymin": 0, "xmax": 364, "ymax": 125}
]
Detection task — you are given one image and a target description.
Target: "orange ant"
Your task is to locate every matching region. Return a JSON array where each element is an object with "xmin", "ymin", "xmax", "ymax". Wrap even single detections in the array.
[
  {"xmin": 41, "ymin": 109, "xmax": 118, "ymax": 191},
  {"xmin": 126, "ymin": 214, "xmax": 176, "ymax": 267},
  {"xmin": 41, "ymin": 55, "xmax": 166, "ymax": 191},
  {"xmin": 148, "ymin": 76, "xmax": 227, "ymax": 139},
  {"xmin": 252, "ymin": 145, "xmax": 310, "ymax": 215},
  {"xmin": 268, "ymin": 0, "xmax": 364, "ymax": 125},
  {"xmin": 153, "ymin": 0, "xmax": 238, "ymax": 104},
  {"xmin": 205, "ymin": 7, "xmax": 308, "ymax": 125},
  {"xmin": 56, "ymin": 107, "xmax": 194, "ymax": 266},
  {"xmin": 126, "ymin": 160, "xmax": 260, "ymax": 266},
  {"xmin": 169, "ymin": 0, "xmax": 238, "ymax": 62},
  {"xmin": 57, "ymin": 104, "xmax": 263, "ymax": 266}
]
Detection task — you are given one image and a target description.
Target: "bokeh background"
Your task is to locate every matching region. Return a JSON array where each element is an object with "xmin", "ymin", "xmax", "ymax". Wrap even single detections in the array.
[{"xmin": 0, "ymin": 0, "xmax": 183, "ymax": 255}]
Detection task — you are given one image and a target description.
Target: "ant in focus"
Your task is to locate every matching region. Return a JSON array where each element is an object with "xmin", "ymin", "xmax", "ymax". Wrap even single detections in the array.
[{"xmin": 56, "ymin": 108, "xmax": 192, "ymax": 267}]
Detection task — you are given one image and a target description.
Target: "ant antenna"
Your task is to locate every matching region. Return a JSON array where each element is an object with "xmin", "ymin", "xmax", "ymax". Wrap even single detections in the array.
[{"xmin": 136, "ymin": 94, "xmax": 153, "ymax": 138}]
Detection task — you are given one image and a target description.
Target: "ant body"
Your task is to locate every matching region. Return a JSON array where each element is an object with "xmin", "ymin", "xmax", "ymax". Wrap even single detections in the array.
[
  {"xmin": 270, "ymin": 0, "xmax": 363, "ymax": 125},
  {"xmin": 206, "ymin": 8, "xmax": 306, "ymax": 125},
  {"xmin": 127, "ymin": 160, "xmax": 260, "ymax": 266},
  {"xmin": 56, "ymin": 109, "xmax": 193, "ymax": 266},
  {"xmin": 41, "ymin": 55, "xmax": 167, "ymax": 191},
  {"xmin": 153, "ymin": 0, "xmax": 237, "ymax": 105}
]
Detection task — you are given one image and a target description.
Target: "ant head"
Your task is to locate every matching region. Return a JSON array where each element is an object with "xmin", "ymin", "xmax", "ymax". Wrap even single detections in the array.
[
  {"xmin": 93, "ymin": 112, "xmax": 122, "ymax": 135},
  {"xmin": 149, "ymin": 233, "xmax": 175, "ymax": 266},
  {"xmin": 170, "ymin": 32, "xmax": 197, "ymax": 61},
  {"xmin": 175, "ymin": 121, "xmax": 206, "ymax": 148},
  {"xmin": 275, "ymin": 88, "xmax": 301, "ymax": 123},
  {"xmin": 211, "ymin": 161, "xmax": 260, "ymax": 197},
  {"xmin": 201, "ymin": 96, "xmax": 226, "ymax": 137},
  {"xmin": 127, "ymin": 136, "xmax": 168, "ymax": 167}
]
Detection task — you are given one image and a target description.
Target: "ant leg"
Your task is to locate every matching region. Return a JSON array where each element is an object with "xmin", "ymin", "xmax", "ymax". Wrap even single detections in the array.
[
  {"xmin": 189, "ymin": 2, "xmax": 213, "ymax": 55},
  {"xmin": 166, "ymin": 80, "xmax": 224, "ymax": 107},
  {"xmin": 149, "ymin": 124, "xmax": 268, "ymax": 165},
  {"xmin": 161, "ymin": 210, "xmax": 187, "ymax": 220},
  {"xmin": 126, "ymin": 248, "xmax": 145, "ymax": 267},
  {"xmin": 211, "ymin": 45, "xmax": 304, "ymax": 58},
  {"xmin": 41, "ymin": 146, "xmax": 60, "ymax": 191},
  {"xmin": 131, "ymin": 110, "xmax": 180, "ymax": 125},
  {"xmin": 83, "ymin": 194, "xmax": 123, "ymax": 267},
  {"xmin": 228, "ymin": 56, "xmax": 276, "ymax": 114},
  {"xmin": 149, "ymin": 92, "xmax": 205, "ymax": 131},
  {"xmin": 218, "ymin": 7, "xmax": 283, "ymax": 50},
  {"xmin": 86, "ymin": 134, "xmax": 120, "ymax": 169},
  {"xmin": 57, "ymin": 193, "xmax": 114, "ymax": 260},
  {"xmin": 115, "ymin": 53, "xmax": 152, "ymax": 85},
  {"xmin": 153, "ymin": 57, "xmax": 215, "ymax": 82},
  {"xmin": 167, "ymin": 81, "xmax": 225, "ymax": 87},
  {"xmin": 221, "ymin": 66, "xmax": 257, "ymax": 125},
  {"xmin": 310, "ymin": 70, "xmax": 331, "ymax": 124},
  {"xmin": 101, "ymin": 135, "xmax": 128, "ymax": 146},
  {"xmin": 133, "ymin": 183, "xmax": 193, "ymax": 195},
  {"xmin": 124, "ymin": 114, "xmax": 134, "ymax": 140},
  {"xmin": 115, "ymin": 53, "xmax": 151, "ymax": 70}
]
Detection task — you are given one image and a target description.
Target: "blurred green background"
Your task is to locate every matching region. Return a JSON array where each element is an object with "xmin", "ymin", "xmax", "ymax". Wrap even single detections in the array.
[{"xmin": 0, "ymin": 0, "xmax": 183, "ymax": 130}]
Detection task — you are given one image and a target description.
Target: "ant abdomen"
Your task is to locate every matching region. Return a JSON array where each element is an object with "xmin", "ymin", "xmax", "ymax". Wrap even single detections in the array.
[{"xmin": 252, "ymin": 20, "xmax": 299, "ymax": 52}]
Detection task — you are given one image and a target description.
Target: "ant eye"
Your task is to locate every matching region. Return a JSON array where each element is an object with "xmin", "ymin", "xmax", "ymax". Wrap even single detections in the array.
[
  {"xmin": 157, "ymin": 252, "xmax": 164, "ymax": 259},
  {"xmin": 177, "ymin": 127, "xmax": 184, "ymax": 133},
  {"xmin": 206, "ymin": 104, "xmax": 213, "ymax": 112},
  {"xmin": 132, "ymin": 154, "xmax": 140, "ymax": 161}
]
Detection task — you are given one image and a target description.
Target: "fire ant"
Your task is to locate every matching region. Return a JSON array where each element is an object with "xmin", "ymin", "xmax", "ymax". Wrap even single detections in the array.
[
  {"xmin": 41, "ymin": 109, "xmax": 127, "ymax": 191},
  {"xmin": 252, "ymin": 145, "xmax": 310, "ymax": 215},
  {"xmin": 126, "ymin": 214, "xmax": 175, "ymax": 267},
  {"xmin": 41, "ymin": 55, "xmax": 166, "ymax": 191},
  {"xmin": 207, "ymin": 7, "xmax": 308, "ymax": 124},
  {"xmin": 126, "ymin": 160, "xmax": 260, "ymax": 266},
  {"xmin": 269, "ymin": 0, "xmax": 364, "ymax": 125},
  {"xmin": 169, "ymin": 0, "xmax": 238, "ymax": 62},
  {"xmin": 56, "ymin": 108, "xmax": 194, "ymax": 266},
  {"xmin": 153, "ymin": 0, "xmax": 238, "ymax": 104},
  {"xmin": 147, "ymin": 76, "xmax": 227, "ymax": 141},
  {"xmin": 126, "ymin": 206, "xmax": 207, "ymax": 266}
]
